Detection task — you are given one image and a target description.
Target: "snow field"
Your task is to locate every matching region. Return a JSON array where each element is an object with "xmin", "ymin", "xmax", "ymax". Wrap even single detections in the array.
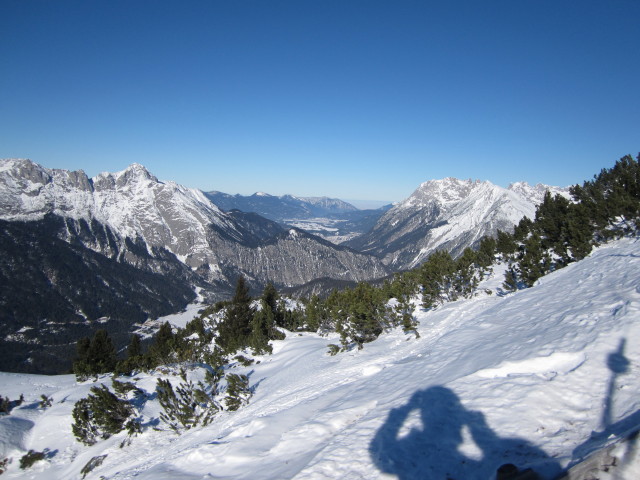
[{"xmin": 1, "ymin": 237, "xmax": 639, "ymax": 479}]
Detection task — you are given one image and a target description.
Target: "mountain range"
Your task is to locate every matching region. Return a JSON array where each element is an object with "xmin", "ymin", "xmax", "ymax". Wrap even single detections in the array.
[
  {"xmin": 0, "ymin": 159, "xmax": 388, "ymax": 372},
  {"xmin": 0, "ymin": 158, "xmax": 567, "ymax": 372},
  {"xmin": 204, "ymin": 190, "xmax": 392, "ymax": 244},
  {"xmin": 204, "ymin": 191, "xmax": 359, "ymax": 219}
]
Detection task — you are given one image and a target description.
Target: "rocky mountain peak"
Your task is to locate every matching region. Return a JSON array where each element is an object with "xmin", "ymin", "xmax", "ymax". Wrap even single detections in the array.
[
  {"xmin": 401, "ymin": 177, "xmax": 485, "ymax": 209},
  {"xmin": 347, "ymin": 175, "xmax": 571, "ymax": 270},
  {"xmin": 92, "ymin": 163, "xmax": 159, "ymax": 189},
  {"xmin": 507, "ymin": 181, "xmax": 570, "ymax": 204}
]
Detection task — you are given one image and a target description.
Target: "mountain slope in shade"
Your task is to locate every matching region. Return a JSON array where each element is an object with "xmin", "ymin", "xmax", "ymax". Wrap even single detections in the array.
[
  {"xmin": 0, "ymin": 236, "xmax": 638, "ymax": 479},
  {"xmin": 347, "ymin": 177, "xmax": 570, "ymax": 269}
]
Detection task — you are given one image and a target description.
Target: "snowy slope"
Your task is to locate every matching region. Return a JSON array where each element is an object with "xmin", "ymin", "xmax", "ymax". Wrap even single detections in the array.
[
  {"xmin": 348, "ymin": 177, "xmax": 569, "ymax": 269},
  {"xmin": 1, "ymin": 237, "xmax": 639, "ymax": 479}
]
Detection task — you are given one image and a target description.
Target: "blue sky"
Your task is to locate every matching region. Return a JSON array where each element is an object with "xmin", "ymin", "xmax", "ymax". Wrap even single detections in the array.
[{"xmin": 1, "ymin": 1, "xmax": 639, "ymax": 206}]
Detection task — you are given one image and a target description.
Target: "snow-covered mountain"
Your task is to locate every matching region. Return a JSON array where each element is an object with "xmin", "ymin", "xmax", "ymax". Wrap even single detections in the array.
[
  {"xmin": 0, "ymin": 159, "xmax": 388, "ymax": 372},
  {"xmin": 347, "ymin": 177, "xmax": 570, "ymax": 269},
  {"xmin": 0, "ymin": 159, "xmax": 387, "ymax": 286},
  {"xmin": 0, "ymin": 160, "xmax": 242, "ymax": 268},
  {"xmin": 1, "ymin": 236, "xmax": 638, "ymax": 479}
]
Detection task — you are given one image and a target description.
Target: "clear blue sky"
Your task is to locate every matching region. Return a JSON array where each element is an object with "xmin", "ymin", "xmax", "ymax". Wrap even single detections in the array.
[{"xmin": 1, "ymin": 1, "xmax": 639, "ymax": 205}]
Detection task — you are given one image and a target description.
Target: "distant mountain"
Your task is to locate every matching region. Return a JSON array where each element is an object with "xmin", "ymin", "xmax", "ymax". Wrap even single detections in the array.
[
  {"xmin": 0, "ymin": 159, "xmax": 389, "ymax": 372},
  {"xmin": 204, "ymin": 191, "xmax": 357, "ymax": 220},
  {"xmin": 346, "ymin": 177, "xmax": 570, "ymax": 270},
  {"xmin": 204, "ymin": 191, "xmax": 391, "ymax": 244}
]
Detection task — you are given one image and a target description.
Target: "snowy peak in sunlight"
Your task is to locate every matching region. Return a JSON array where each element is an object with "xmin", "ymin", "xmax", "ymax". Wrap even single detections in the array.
[
  {"xmin": 508, "ymin": 181, "xmax": 571, "ymax": 204},
  {"xmin": 347, "ymin": 177, "xmax": 570, "ymax": 269},
  {"xmin": 401, "ymin": 177, "xmax": 568, "ymax": 211},
  {"xmin": 403, "ymin": 177, "xmax": 481, "ymax": 207},
  {"xmin": 0, "ymin": 158, "xmax": 234, "ymax": 259}
]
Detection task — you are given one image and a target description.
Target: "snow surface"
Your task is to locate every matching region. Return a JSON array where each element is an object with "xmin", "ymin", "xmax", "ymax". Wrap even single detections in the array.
[{"xmin": 1, "ymin": 237, "xmax": 640, "ymax": 479}]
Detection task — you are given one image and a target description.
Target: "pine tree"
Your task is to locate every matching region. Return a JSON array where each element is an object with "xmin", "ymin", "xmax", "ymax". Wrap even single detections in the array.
[
  {"xmin": 502, "ymin": 265, "xmax": 519, "ymax": 292},
  {"xmin": 334, "ymin": 282, "xmax": 385, "ymax": 349},
  {"xmin": 217, "ymin": 275, "xmax": 255, "ymax": 353},
  {"xmin": 419, "ymin": 250, "xmax": 456, "ymax": 308},
  {"xmin": 517, "ymin": 232, "xmax": 550, "ymax": 287},
  {"xmin": 224, "ymin": 374, "xmax": 252, "ymax": 411},
  {"xmin": 394, "ymin": 295, "xmax": 419, "ymax": 338},
  {"xmin": 72, "ymin": 384, "xmax": 138, "ymax": 445},
  {"xmin": 476, "ymin": 236, "xmax": 497, "ymax": 268},
  {"xmin": 249, "ymin": 302, "xmax": 275, "ymax": 354},
  {"xmin": 73, "ymin": 330, "xmax": 117, "ymax": 379},
  {"xmin": 148, "ymin": 322, "xmax": 175, "ymax": 365},
  {"xmin": 454, "ymin": 247, "xmax": 479, "ymax": 297},
  {"xmin": 127, "ymin": 334, "xmax": 142, "ymax": 358},
  {"xmin": 156, "ymin": 372, "xmax": 218, "ymax": 433},
  {"xmin": 496, "ymin": 230, "xmax": 517, "ymax": 258},
  {"xmin": 90, "ymin": 330, "xmax": 117, "ymax": 373},
  {"xmin": 564, "ymin": 202, "xmax": 594, "ymax": 260}
]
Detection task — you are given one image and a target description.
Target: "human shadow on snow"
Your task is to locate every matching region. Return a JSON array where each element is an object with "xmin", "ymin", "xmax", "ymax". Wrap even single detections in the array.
[{"xmin": 369, "ymin": 386, "xmax": 561, "ymax": 480}]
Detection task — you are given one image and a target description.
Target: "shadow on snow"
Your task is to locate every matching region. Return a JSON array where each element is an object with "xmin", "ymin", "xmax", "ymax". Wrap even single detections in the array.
[{"xmin": 369, "ymin": 386, "xmax": 561, "ymax": 480}]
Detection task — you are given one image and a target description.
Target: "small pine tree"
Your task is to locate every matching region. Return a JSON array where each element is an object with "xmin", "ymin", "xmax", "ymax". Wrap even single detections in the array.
[
  {"xmin": 127, "ymin": 334, "xmax": 142, "ymax": 358},
  {"xmin": 19, "ymin": 450, "xmax": 46, "ymax": 469},
  {"xmin": 148, "ymin": 322, "xmax": 175, "ymax": 365},
  {"xmin": 496, "ymin": 230, "xmax": 517, "ymax": 258},
  {"xmin": 395, "ymin": 295, "xmax": 420, "ymax": 338},
  {"xmin": 39, "ymin": 394, "xmax": 53, "ymax": 409},
  {"xmin": 420, "ymin": 250, "xmax": 456, "ymax": 308},
  {"xmin": 0, "ymin": 395, "xmax": 9, "ymax": 414},
  {"xmin": 0, "ymin": 457, "xmax": 10, "ymax": 475},
  {"xmin": 72, "ymin": 384, "xmax": 138, "ymax": 445},
  {"xmin": 502, "ymin": 265, "xmax": 519, "ymax": 292},
  {"xmin": 80, "ymin": 455, "xmax": 108, "ymax": 479},
  {"xmin": 305, "ymin": 294, "xmax": 331, "ymax": 333},
  {"xmin": 224, "ymin": 374, "xmax": 252, "ymax": 411},
  {"xmin": 156, "ymin": 371, "xmax": 219, "ymax": 433},
  {"xmin": 249, "ymin": 303, "xmax": 274, "ymax": 354}
]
